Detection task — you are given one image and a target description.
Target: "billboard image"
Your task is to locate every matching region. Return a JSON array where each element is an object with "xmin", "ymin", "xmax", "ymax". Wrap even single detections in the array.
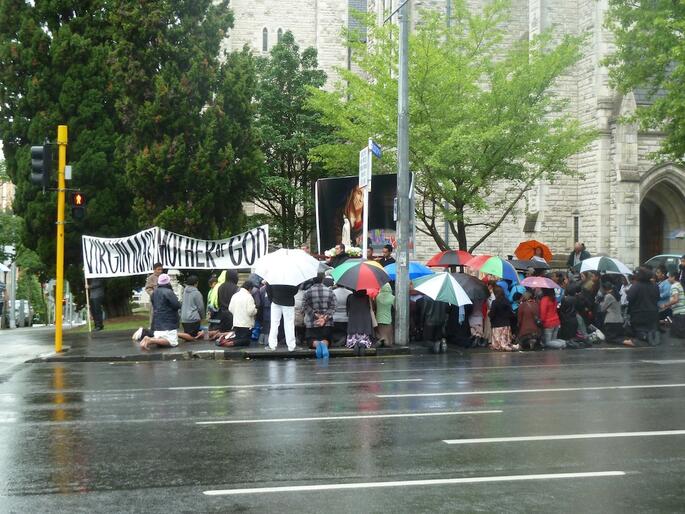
[{"xmin": 315, "ymin": 174, "xmax": 399, "ymax": 254}]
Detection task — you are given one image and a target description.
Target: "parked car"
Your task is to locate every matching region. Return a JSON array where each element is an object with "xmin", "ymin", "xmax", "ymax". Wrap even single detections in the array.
[{"xmin": 643, "ymin": 254, "xmax": 680, "ymax": 274}]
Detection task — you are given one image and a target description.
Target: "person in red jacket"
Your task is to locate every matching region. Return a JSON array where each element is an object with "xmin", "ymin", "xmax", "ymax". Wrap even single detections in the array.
[{"xmin": 539, "ymin": 288, "xmax": 561, "ymax": 346}]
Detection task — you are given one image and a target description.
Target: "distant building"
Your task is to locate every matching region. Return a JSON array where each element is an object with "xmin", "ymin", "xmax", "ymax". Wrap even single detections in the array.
[{"xmin": 0, "ymin": 178, "xmax": 14, "ymax": 212}]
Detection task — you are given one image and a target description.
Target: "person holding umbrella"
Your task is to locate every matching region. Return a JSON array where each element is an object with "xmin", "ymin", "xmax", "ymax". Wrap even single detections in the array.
[
  {"xmin": 624, "ymin": 267, "xmax": 660, "ymax": 347},
  {"xmin": 488, "ymin": 285, "xmax": 517, "ymax": 351},
  {"xmin": 539, "ymin": 288, "xmax": 561, "ymax": 346},
  {"xmin": 517, "ymin": 291, "xmax": 541, "ymax": 350},
  {"xmin": 346, "ymin": 290, "xmax": 375, "ymax": 353},
  {"xmin": 375, "ymin": 283, "xmax": 395, "ymax": 346}
]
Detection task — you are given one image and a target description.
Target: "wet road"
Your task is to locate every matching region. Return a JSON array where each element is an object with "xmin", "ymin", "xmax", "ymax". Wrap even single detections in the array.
[{"xmin": 1, "ymin": 346, "xmax": 685, "ymax": 513}]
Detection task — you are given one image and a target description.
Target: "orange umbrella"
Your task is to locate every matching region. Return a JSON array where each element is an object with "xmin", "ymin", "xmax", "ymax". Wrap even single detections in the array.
[{"xmin": 514, "ymin": 240, "xmax": 552, "ymax": 261}]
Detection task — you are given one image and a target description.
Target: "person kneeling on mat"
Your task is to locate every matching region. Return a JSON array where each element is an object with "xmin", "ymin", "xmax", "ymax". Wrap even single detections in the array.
[{"xmin": 140, "ymin": 274, "xmax": 181, "ymax": 350}]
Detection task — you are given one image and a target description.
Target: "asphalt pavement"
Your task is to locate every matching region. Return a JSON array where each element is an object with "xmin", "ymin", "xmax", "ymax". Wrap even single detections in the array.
[{"xmin": 1, "ymin": 343, "xmax": 685, "ymax": 512}]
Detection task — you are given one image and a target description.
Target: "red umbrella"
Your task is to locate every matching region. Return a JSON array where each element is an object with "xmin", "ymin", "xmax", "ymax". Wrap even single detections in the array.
[
  {"xmin": 426, "ymin": 250, "xmax": 473, "ymax": 267},
  {"xmin": 521, "ymin": 276, "xmax": 559, "ymax": 289}
]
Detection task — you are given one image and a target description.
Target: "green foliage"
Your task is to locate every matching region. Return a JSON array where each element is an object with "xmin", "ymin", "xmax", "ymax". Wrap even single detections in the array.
[
  {"xmin": 309, "ymin": 2, "xmax": 597, "ymax": 251},
  {"xmin": 17, "ymin": 271, "xmax": 46, "ymax": 323},
  {"xmin": 254, "ymin": 31, "xmax": 331, "ymax": 247},
  {"xmin": 0, "ymin": 211, "xmax": 22, "ymax": 262},
  {"xmin": 605, "ymin": 0, "xmax": 685, "ymax": 163},
  {"xmin": 112, "ymin": 2, "xmax": 261, "ymax": 239}
]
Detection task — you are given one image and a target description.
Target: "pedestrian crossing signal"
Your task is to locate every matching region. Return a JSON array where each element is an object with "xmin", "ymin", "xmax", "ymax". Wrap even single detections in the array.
[{"xmin": 71, "ymin": 192, "xmax": 86, "ymax": 220}]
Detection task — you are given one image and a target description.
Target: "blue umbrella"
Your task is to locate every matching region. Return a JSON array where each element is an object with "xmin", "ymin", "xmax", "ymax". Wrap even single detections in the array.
[{"xmin": 385, "ymin": 261, "xmax": 435, "ymax": 281}]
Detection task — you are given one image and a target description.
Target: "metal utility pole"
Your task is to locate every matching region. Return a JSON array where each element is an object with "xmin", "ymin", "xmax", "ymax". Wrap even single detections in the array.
[
  {"xmin": 54, "ymin": 125, "xmax": 68, "ymax": 353},
  {"xmin": 395, "ymin": 0, "xmax": 411, "ymax": 346}
]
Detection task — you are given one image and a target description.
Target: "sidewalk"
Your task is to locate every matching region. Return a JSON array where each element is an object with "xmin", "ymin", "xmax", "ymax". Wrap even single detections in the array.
[{"xmin": 24, "ymin": 328, "xmax": 412, "ymax": 363}]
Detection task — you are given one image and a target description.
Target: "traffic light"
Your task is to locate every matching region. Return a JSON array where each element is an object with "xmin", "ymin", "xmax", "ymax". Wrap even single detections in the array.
[
  {"xmin": 30, "ymin": 145, "xmax": 52, "ymax": 188},
  {"xmin": 71, "ymin": 191, "xmax": 86, "ymax": 220}
]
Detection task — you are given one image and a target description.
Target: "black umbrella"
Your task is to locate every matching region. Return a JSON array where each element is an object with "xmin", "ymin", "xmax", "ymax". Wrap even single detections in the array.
[{"xmin": 449, "ymin": 272, "xmax": 489, "ymax": 302}]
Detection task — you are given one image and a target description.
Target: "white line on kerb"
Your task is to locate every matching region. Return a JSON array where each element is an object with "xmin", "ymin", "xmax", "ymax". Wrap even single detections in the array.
[
  {"xmin": 169, "ymin": 378, "xmax": 422, "ymax": 391},
  {"xmin": 376, "ymin": 383, "xmax": 685, "ymax": 398},
  {"xmin": 202, "ymin": 471, "xmax": 626, "ymax": 496},
  {"xmin": 443, "ymin": 430, "xmax": 685, "ymax": 445},
  {"xmin": 196, "ymin": 410, "xmax": 502, "ymax": 425}
]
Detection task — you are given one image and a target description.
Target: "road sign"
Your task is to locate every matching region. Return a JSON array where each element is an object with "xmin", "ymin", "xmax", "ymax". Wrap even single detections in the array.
[
  {"xmin": 359, "ymin": 146, "xmax": 372, "ymax": 190},
  {"xmin": 370, "ymin": 140, "xmax": 382, "ymax": 159}
]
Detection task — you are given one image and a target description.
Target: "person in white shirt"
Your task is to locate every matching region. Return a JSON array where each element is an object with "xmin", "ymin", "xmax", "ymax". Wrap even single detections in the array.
[{"xmin": 227, "ymin": 281, "xmax": 258, "ymax": 347}]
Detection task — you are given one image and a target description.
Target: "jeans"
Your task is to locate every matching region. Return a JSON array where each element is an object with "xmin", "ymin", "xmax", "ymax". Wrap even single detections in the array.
[
  {"xmin": 90, "ymin": 296, "xmax": 104, "ymax": 329},
  {"xmin": 543, "ymin": 326, "xmax": 559, "ymax": 345},
  {"xmin": 269, "ymin": 303, "xmax": 296, "ymax": 350}
]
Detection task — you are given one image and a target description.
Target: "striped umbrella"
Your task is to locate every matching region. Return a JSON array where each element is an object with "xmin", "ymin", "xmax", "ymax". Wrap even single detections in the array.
[
  {"xmin": 573, "ymin": 256, "xmax": 632, "ymax": 275},
  {"xmin": 334, "ymin": 261, "xmax": 390, "ymax": 291},
  {"xmin": 413, "ymin": 273, "xmax": 473, "ymax": 307},
  {"xmin": 465, "ymin": 255, "xmax": 519, "ymax": 282},
  {"xmin": 331, "ymin": 259, "xmax": 384, "ymax": 282},
  {"xmin": 426, "ymin": 250, "xmax": 473, "ymax": 267},
  {"xmin": 384, "ymin": 261, "xmax": 434, "ymax": 280}
]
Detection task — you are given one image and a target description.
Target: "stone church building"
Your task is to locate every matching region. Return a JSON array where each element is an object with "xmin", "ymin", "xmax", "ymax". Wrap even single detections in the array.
[{"xmin": 224, "ymin": 0, "xmax": 685, "ymax": 267}]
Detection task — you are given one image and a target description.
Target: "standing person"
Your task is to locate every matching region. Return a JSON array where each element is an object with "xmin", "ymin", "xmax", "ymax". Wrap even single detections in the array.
[
  {"xmin": 294, "ymin": 285, "xmax": 307, "ymax": 345},
  {"xmin": 227, "ymin": 281, "xmax": 258, "ymax": 347},
  {"xmin": 346, "ymin": 290, "xmax": 375, "ymax": 353},
  {"xmin": 329, "ymin": 244, "xmax": 350, "ymax": 268},
  {"xmin": 539, "ymin": 288, "xmax": 561, "ymax": 346},
  {"xmin": 88, "ymin": 278, "xmax": 105, "ymax": 331},
  {"xmin": 267, "ymin": 283, "xmax": 299, "ymax": 351},
  {"xmin": 143, "ymin": 262, "xmax": 163, "ymax": 330},
  {"xmin": 599, "ymin": 281, "xmax": 624, "ymax": 344},
  {"xmin": 257, "ymin": 282, "xmax": 272, "ymax": 346},
  {"xmin": 624, "ymin": 267, "xmax": 660, "ymax": 346},
  {"xmin": 517, "ymin": 291, "xmax": 541, "ymax": 350},
  {"xmin": 488, "ymin": 285, "xmax": 517, "ymax": 351},
  {"xmin": 679, "ymin": 255, "xmax": 685, "ymax": 289},
  {"xmin": 140, "ymin": 274, "xmax": 181, "ymax": 350},
  {"xmin": 178, "ymin": 275, "xmax": 204, "ymax": 342},
  {"xmin": 665, "ymin": 271, "xmax": 685, "ymax": 338},
  {"xmin": 421, "ymin": 296, "xmax": 448, "ymax": 353},
  {"xmin": 566, "ymin": 242, "xmax": 591, "ymax": 269},
  {"xmin": 332, "ymin": 285, "xmax": 352, "ymax": 346},
  {"xmin": 377, "ymin": 244, "xmax": 396, "ymax": 267},
  {"xmin": 375, "ymin": 282, "xmax": 395, "ymax": 346},
  {"xmin": 655, "ymin": 265, "xmax": 672, "ymax": 321},
  {"xmin": 303, "ymin": 274, "xmax": 336, "ymax": 358}
]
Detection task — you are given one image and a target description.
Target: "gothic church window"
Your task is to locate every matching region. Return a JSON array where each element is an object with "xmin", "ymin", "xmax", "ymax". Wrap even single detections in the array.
[
  {"xmin": 262, "ymin": 27, "xmax": 268, "ymax": 52},
  {"xmin": 277, "ymin": 28, "xmax": 283, "ymax": 42}
]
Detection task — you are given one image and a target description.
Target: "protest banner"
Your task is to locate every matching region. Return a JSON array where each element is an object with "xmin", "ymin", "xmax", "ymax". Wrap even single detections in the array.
[{"xmin": 82, "ymin": 225, "xmax": 269, "ymax": 278}]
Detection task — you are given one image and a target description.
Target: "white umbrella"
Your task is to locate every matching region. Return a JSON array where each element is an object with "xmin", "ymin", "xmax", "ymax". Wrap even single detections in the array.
[
  {"xmin": 573, "ymin": 256, "xmax": 632, "ymax": 275},
  {"xmin": 254, "ymin": 248, "xmax": 320, "ymax": 286},
  {"xmin": 413, "ymin": 272, "xmax": 473, "ymax": 307}
]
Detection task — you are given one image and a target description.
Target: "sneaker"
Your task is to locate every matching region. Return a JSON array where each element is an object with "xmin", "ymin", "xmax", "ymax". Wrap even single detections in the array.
[
  {"xmin": 132, "ymin": 327, "xmax": 143, "ymax": 341},
  {"xmin": 321, "ymin": 344, "xmax": 329, "ymax": 359},
  {"xmin": 287, "ymin": 346, "xmax": 296, "ymax": 352},
  {"xmin": 594, "ymin": 329, "xmax": 605, "ymax": 342}
]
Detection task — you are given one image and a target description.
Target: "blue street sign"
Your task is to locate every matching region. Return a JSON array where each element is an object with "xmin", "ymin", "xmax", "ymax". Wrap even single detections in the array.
[{"xmin": 370, "ymin": 140, "xmax": 382, "ymax": 159}]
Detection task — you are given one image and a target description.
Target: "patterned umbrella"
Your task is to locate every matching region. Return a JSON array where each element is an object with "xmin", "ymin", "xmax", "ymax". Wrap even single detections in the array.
[
  {"xmin": 573, "ymin": 256, "xmax": 632, "ymax": 275},
  {"xmin": 331, "ymin": 259, "xmax": 384, "ymax": 282},
  {"xmin": 335, "ymin": 261, "xmax": 390, "ymax": 291},
  {"xmin": 426, "ymin": 250, "xmax": 473, "ymax": 267},
  {"xmin": 450, "ymin": 272, "xmax": 490, "ymax": 302},
  {"xmin": 413, "ymin": 273, "xmax": 473, "ymax": 307},
  {"xmin": 465, "ymin": 255, "xmax": 519, "ymax": 282},
  {"xmin": 521, "ymin": 276, "xmax": 559, "ymax": 290},
  {"xmin": 515, "ymin": 240, "xmax": 553, "ymax": 261},
  {"xmin": 384, "ymin": 262, "xmax": 434, "ymax": 280}
]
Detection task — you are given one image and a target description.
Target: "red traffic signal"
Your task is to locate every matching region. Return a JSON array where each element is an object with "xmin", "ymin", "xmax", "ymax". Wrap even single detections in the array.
[{"xmin": 71, "ymin": 192, "xmax": 86, "ymax": 206}]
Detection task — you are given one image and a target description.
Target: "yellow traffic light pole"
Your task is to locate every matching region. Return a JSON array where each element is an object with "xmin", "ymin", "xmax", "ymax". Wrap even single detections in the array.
[{"xmin": 54, "ymin": 125, "xmax": 68, "ymax": 353}]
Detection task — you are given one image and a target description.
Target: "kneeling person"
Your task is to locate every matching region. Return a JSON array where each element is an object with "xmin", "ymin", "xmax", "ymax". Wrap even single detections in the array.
[
  {"xmin": 140, "ymin": 273, "xmax": 182, "ymax": 350},
  {"xmin": 228, "ymin": 281, "xmax": 258, "ymax": 347},
  {"xmin": 179, "ymin": 275, "xmax": 205, "ymax": 341}
]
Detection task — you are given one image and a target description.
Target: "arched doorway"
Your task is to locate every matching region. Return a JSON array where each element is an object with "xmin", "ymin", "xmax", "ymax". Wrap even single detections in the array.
[{"xmin": 640, "ymin": 176, "xmax": 685, "ymax": 263}]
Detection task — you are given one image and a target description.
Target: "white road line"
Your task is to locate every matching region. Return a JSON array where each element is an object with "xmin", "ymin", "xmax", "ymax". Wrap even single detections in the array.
[
  {"xmin": 642, "ymin": 360, "xmax": 685, "ymax": 365},
  {"xmin": 376, "ymin": 383, "xmax": 685, "ymax": 398},
  {"xmin": 169, "ymin": 378, "xmax": 422, "ymax": 391},
  {"xmin": 202, "ymin": 471, "xmax": 625, "ymax": 496},
  {"xmin": 443, "ymin": 430, "xmax": 685, "ymax": 445},
  {"xmin": 315, "ymin": 361, "xmax": 636, "ymax": 375},
  {"xmin": 195, "ymin": 410, "xmax": 502, "ymax": 425}
]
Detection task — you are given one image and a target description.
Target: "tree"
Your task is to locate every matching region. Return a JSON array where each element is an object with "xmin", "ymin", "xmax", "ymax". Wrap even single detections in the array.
[
  {"xmin": 110, "ymin": 1, "xmax": 262, "ymax": 239},
  {"xmin": 605, "ymin": 1, "xmax": 685, "ymax": 163},
  {"xmin": 309, "ymin": 2, "xmax": 597, "ymax": 252},
  {"xmin": 0, "ymin": 0, "xmax": 136, "ymax": 313},
  {"xmin": 253, "ymin": 31, "xmax": 331, "ymax": 247}
]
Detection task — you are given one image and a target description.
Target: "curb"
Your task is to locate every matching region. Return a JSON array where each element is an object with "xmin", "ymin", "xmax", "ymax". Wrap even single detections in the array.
[{"xmin": 28, "ymin": 345, "xmax": 412, "ymax": 363}]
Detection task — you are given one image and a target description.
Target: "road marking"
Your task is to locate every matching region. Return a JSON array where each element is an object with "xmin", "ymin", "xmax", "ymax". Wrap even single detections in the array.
[
  {"xmin": 443, "ymin": 430, "xmax": 685, "ymax": 444},
  {"xmin": 195, "ymin": 410, "xmax": 502, "ymax": 425},
  {"xmin": 169, "ymin": 378, "xmax": 422, "ymax": 391},
  {"xmin": 315, "ymin": 361, "xmax": 637, "ymax": 375},
  {"xmin": 376, "ymin": 383, "xmax": 685, "ymax": 398},
  {"xmin": 642, "ymin": 360, "xmax": 685, "ymax": 365},
  {"xmin": 202, "ymin": 471, "xmax": 625, "ymax": 495}
]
